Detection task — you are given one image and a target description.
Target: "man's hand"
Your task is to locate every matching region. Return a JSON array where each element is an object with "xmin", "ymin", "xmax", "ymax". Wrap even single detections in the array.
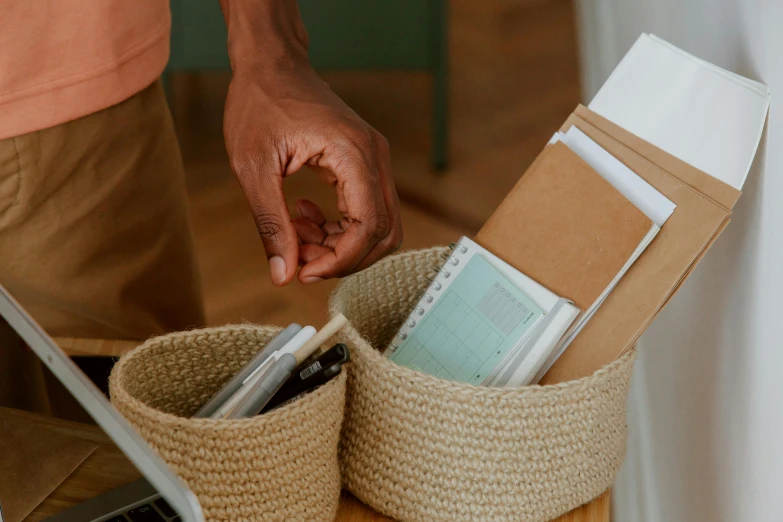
[{"xmin": 220, "ymin": 0, "xmax": 402, "ymax": 286}]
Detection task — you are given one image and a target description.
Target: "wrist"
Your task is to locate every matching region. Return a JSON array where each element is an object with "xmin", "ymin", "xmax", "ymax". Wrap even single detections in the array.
[{"xmin": 220, "ymin": 0, "xmax": 310, "ymax": 73}]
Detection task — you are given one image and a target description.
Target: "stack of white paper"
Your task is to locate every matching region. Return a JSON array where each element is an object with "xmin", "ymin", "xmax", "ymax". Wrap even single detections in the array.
[{"xmin": 588, "ymin": 33, "xmax": 770, "ymax": 190}]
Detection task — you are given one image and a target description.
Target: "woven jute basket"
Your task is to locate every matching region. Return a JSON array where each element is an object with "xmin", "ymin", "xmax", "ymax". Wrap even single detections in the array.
[
  {"xmin": 109, "ymin": 325, "xmax": 346, "ymax": 522},
  {"xmin": 329, "ymin": 247, "xmax": 636, "ymax": 522}
]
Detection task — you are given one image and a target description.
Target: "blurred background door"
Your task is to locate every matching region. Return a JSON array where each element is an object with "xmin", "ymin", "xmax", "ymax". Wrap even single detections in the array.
[{"xmin": 576, "ymin": 1, "xmax": 783, "ymax": 521}]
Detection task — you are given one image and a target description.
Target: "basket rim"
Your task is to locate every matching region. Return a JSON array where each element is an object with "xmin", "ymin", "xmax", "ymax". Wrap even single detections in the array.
[
  {"xmin": 339, "ymin": 324, "xmax": 634, "ymax": 396},
  {"xmin": 110, "ymin": 324, "xmax": 347, "ymax": 430},
  {"xmin": 329, "ymin": 245, "xmax": 636, "ymax": 399}
]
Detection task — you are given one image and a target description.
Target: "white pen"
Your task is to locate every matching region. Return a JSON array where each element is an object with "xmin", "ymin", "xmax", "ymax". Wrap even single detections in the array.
[
  {"xmin": 243, "ymin": 326, "xmax": 316, "ymax": 384},
  {"xmin": 227, "ymin": 353, "xmax": 298, "ymax": 418},
  {"xmin": 227, "ymin": 314, "xmax": 349, "ymax": 419},
  {"xmin": 211, "ymin": 326, "xmax": 316, "ymax": 419},
  {"xmin": 195, "ymin": 323, "xmax": 302, "ymax": 417}
]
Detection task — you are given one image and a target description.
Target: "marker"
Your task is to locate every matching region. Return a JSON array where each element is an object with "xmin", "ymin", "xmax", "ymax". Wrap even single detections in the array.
[
  {"xmin": 194, "ymin": 324, "xmax": 301, "ymax": 417},
  {"xmin": 243, "ymin": 326, "xmax": 316, "ymax": 384},
  {"xmin": 227, "ymin": 354, "xmax": 298, "ymax": 418},
  {"xmin": 230, "ymin": 319, "xmax": 350, "ymax": 418},
  {"xmin": 211, "ymin": 326, "xmax": 316, "ymax": 419},
  {"xmin": 261, "ymin": 343, "xmax": 350, "ymax": 413}
]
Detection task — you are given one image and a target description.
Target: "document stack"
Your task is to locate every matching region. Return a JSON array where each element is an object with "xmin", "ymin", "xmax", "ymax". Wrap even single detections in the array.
[{"xmin": 385, "ymin": 34, "xmax": 769, "ymax": 386}]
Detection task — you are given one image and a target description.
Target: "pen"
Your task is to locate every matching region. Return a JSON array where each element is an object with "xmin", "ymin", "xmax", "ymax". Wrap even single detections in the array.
[
  {"xmin": 224, "ymin": 315, "xmax": 349, "ymax": 418},
  {"xmin": 242, "ymin": 326, "xmax": 317, "ymax": 385},
  {"xmin": 227, "ymin": 353, "xmax": 298, "ymax": 418},
  {"xmin": 195, "ymin": 323, "xmax": 302, "ymax": 417},
  {"xmin": 293, "ymin": 314, "xmax": 348, "ymax": 365},
  {"xmin": 261, "ymin": 343, "xmax": 350, "ymax": 412},
  {"xmin": 211, "ymin": 326, "xmax": 317, "ymax": 419}
]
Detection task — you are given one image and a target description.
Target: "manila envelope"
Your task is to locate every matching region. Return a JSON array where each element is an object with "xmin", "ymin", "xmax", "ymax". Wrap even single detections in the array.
[
  {"xmin": 477, "ymin": 141, "xmax": 654, "ymax": 313},
  {"xmin": 0, "ymin": 408, "xmax": 97, "ymax": 522},
  {"xmin": 475, "ymin": 104, "xmax": 741, "ymax": 384},
  {"xmin": 539, "ymin": 105, "xmax": 739, "ymax": 383}
]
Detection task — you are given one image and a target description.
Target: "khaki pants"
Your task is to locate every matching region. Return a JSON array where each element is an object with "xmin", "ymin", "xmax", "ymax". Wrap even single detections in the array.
[{"xmin": 0, "ymin": 81, "xmax": 205, "ymax": 411}]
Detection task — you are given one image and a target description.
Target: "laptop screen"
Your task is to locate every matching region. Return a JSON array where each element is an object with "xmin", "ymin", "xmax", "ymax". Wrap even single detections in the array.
[{"xmin": 0, "ymin": 285, "xmax": 201, "ymax": 522}]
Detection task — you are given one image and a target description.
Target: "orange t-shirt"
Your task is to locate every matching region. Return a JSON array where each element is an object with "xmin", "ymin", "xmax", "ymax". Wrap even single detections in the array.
[{"xmin": 0, "ymin": 0, "xmax": 171, "ymax": 141}]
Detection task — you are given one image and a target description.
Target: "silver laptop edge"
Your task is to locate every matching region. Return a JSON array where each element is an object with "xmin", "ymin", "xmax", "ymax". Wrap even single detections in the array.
[{"xmin": 0, "ymin": 283, "xmax": 203, "ymax": 522}]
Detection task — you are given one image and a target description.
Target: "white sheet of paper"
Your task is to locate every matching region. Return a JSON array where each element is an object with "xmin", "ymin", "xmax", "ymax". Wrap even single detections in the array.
[
  {"xmin": 550, "ymin": 128, "xmax": 676, "ymax": 226},
  {"xmin": 588, "ymin": 33, "xmax": 769, "ymax": 190},
  {"xmin": 563, "ymin": 128, "xmax": 676, "ymax": 226}
]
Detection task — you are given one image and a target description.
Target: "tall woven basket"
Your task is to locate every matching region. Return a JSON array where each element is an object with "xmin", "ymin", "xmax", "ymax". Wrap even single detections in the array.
[
  {"xmin": 109, "ymin": 325, "xmax": 346, "ymax": 522},
  {"xmin": 329, "ymin": 247, "xmax": 635, "ymax": 522}
]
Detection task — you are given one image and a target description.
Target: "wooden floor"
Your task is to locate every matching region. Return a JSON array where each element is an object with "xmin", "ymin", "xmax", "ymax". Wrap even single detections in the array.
[{"xmin": 172, "ymin": 0, "xmax": 580, "ymax": 328}]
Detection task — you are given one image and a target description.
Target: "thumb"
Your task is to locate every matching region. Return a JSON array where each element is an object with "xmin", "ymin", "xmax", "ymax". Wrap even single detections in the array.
[{"xmin": 243, "ymin": 173, "xmax": 299, "ymax": 286}]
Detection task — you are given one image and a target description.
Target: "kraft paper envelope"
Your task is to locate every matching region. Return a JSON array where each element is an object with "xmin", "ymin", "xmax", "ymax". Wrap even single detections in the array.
[
  {"xmin": 0, "ymin": 408, "xmax": 97, "ymax": 522},
  {"xmin": 476, "ymin": 141, "xmax": 653, "ymax": 312},
  {"xmin": 476, "ymin": 104, "xmax": 740, "ymax": 384},
  {"xmin": 540, "ymin": 106, "xmax": 739, "ymax": 383}
]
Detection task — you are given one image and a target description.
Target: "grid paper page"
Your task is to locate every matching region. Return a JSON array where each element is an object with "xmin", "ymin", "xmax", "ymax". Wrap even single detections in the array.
[{"xmin": 389, "ymin": 255, "xmax": 543, "ymax": 385}]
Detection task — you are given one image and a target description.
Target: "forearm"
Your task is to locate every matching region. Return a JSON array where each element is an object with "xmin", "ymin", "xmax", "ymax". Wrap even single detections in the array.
[{"xmin": 219, "ymin": 0, "xmax": 309, "ymax": 73}]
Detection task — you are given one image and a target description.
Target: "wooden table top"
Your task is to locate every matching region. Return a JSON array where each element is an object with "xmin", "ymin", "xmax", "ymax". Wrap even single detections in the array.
[{"xmin": 24, "ymin": 338, "xmax": 610, "ymax": 522}]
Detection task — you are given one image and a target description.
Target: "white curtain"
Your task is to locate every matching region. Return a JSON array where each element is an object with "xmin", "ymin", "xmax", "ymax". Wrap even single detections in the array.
[{"xmin": 574, "ymin": 1, "xmax": 783, "ymax": 521}]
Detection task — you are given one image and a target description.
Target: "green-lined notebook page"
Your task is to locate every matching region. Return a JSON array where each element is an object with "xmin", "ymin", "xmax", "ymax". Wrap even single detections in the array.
[{"xmin": 389, "ymin": 255, "xmax": 543, "ymax": 385}]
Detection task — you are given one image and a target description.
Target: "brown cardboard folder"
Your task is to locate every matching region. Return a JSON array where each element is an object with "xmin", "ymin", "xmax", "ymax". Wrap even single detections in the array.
[
  {"xmin": 477, "ymin": 141, "xmax": 653, "ymax": 313},
  {"xmin": 476, "ymin": 105, "xmax": 740, "ymax": 384}
]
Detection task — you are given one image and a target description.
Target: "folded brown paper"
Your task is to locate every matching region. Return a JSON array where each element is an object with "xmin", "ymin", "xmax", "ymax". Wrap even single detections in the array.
[
  {"xmin": 477, "ymin": 141, "xmax": 653, "ymax": 312},
  {"xmin": 0, "ymin": 408, "xmax": 97, "ymax": 522},
  {"xmin": 476, "ymin": 105, "xmax": 740, "ymax": 384}
]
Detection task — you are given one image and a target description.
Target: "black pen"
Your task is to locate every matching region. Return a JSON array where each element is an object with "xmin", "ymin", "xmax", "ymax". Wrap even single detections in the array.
[{"xmin": 261, "ymin": 343, "xmax": 350, "ymax": 412}]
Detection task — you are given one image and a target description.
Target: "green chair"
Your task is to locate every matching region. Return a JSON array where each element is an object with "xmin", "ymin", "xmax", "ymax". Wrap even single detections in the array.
[{"xmin": 168, "ymin": 0, "xmax": 449, "ymax": 169}]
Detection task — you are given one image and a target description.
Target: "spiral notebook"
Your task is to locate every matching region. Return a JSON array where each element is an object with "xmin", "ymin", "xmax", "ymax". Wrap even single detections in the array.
[{"xmin": 384, "ymin": 237, "xmax": 580, "ymax": 387}]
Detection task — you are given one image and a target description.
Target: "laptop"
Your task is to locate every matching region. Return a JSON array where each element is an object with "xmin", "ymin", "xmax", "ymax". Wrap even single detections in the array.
[{"xmin": 0, "ymin": 283, "xmax": 204, "ymax": 522}]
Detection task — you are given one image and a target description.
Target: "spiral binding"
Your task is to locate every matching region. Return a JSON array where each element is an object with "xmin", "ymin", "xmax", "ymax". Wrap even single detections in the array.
[{"xmin": 388, "ymin": 242, "xmax": 470, "ymax": 353}]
